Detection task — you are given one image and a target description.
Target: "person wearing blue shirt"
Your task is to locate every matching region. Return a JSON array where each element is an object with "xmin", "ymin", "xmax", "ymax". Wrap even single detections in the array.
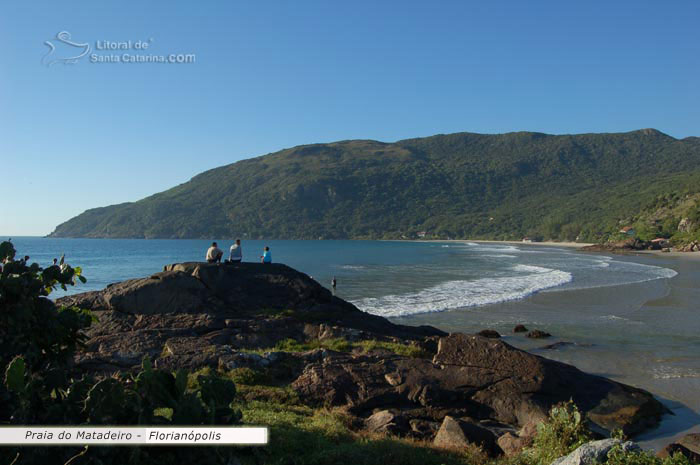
[{"xmin": 260, "ymin": 246, "xmax": 272, "ymax": 264}]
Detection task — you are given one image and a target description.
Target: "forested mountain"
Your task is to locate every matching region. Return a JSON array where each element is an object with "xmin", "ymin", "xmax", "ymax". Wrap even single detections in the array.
[{"xmin": 49, "ymin": 129, "xmax": 700, "ymax": 242}]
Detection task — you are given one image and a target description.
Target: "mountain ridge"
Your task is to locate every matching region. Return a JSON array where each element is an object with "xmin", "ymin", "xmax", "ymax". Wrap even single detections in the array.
[{"xmin": 49, "ymin": 129, "xmax": 700, "ymax": 242}]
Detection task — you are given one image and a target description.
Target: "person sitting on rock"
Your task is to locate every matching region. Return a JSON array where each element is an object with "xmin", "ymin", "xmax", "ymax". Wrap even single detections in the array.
[
  {"xmin": 206, "ymin": 242, "xmax": 223, "ymax": 263},
  {"xmin": 229, "ymin": 239, "xmax": 243, "ymax": 263},
  {"xmin": 260, "ymin": 246, "xmax": 271, "ymax": 264}
]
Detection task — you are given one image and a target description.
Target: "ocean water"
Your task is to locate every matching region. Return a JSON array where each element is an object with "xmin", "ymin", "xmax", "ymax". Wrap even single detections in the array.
[
  {"xmin": 7, "ymin": 237, "xmax": 699, "ymax": 445},
  {"xmin": 8, "ymin": 237, "xmax": 676, "ymax": 311}
]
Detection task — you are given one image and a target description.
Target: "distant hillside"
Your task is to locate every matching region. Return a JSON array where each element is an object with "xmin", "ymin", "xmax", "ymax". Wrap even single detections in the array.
[
  {"xmin": 616, "ymin": 191, "xmax": 700, "ymax": 247},
  {"xmin": 50, "ymin": 129, "xmax": 700, "ymax": 241}
]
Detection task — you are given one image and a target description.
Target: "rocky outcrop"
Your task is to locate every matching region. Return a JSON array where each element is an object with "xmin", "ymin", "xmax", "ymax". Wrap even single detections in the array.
[
  {"xmin": 433, "ymin": 416, "xmax": 501, "ymax": 457},
  {"xmin": 658, "ymin": 433, "xmax": 700, "ymax": 463},
  {"xmin": 291, "ymin": 333, "xmax": 667, "ymax": 437},
  {"xmin": 679, "ymin": 241, "xmax": 700, "ymax": 252},
  {"xmin": 551, "ymin": 439, "xmax": 639, "ymax": 465},
  {"xmin": 477, "ymin": 329, "xmax": 501, "ymax": 338},
  {"xmin": 582, "ymin": 239, "xmax": 650, "ymax": 253},
  {"xmin": 527, "ymin": 329, "xmax": 552, "ymax": 339},
  {"xmin": 59, "ymin": 263, "xmax": 668, "ymax": 444},
  {"xmin": 58, "ymin": 262, "xmax": 445, "ymax": 372}
]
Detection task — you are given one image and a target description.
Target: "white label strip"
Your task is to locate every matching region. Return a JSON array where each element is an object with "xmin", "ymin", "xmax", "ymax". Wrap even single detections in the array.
[{"xmin": 0, "ymin": 427, "xmax": 268, "ymax": 445}]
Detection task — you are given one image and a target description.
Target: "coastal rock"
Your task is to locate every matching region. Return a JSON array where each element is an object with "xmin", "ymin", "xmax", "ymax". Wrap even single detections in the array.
[
  {"xmin": 59, "ymin": 262, "xmax": 445, "ymax": 373},
  {"xmin": 527, "ymin": 329, "xmax": 552, "ymax": 339},
  {"xmin": 60, "ymin": 262, "xmax": 667, "ymax": 441},
  {"xmin": 541, "ymin": 341, "xmax": 576, "ymax": 350},
  {"xmin": 364, "ymin": 410, "xmax": 409, "ymax": 435},
  {"xmin": 497, "ymin": 432, "xmax": 529, "ymax": 456},
  {"xmin": 292, "ymin": 334, "xmax": 667, "ymax": 436},
  {"xmin": 551, "ymin": 439, "xmax": 639, "ymax": 465},
  {"xmin": 433, "ymin": 416, "xmax": 501, "ymax": 456},
  {"xmin": 658, "ymin": 433, "xmax": 700, "ymax": 463},
  {"xmin": 477, "ymin": 329, "xmax": 501, "ymax": 338},
  {"xmin": 409, "ymin": 419, "xmax": 440, "ymax": 438},
  {"xmin": 58, "ymin": 271, "xmax": 219, "ymax": 315},
  {"xmin": 513, "ymin": 324, "xmax": 528, "ymax": 333}
]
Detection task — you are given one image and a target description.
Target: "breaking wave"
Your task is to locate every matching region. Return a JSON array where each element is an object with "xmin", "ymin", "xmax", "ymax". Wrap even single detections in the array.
[{"xmin": 353, "ymin": 265, "xmax": 572, "ymax": 317}]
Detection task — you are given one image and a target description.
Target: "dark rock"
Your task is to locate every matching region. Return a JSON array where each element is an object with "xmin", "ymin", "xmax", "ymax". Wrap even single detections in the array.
[
  {"xmin": 292, "ymin": 334, "xmax": 667, "ymax": 437},
  {"xmin": 526, "ymin": 329, "xmax": 552, "ymax": 339},
  {"xmin": 513, "ymin": 324, "xmax": 528, "ymax": 333},
  {"xmin": 433, "ymin": 416, "xmax": 501, "ymax": 456},
  {"xmin": 477, "ymin": 329, "xmax": 501, "ymax": 338},
  {"xmin": 365, "ymin": 410, "xmax": 410, "ymax": 435},
  {"xmin": 658, "ymin": 434, "xmax": 700, "ymax": 463},
  {"xmin": 541, "ymin": 341, "xmax": 575, "ymax": 350},
  {"xmin": 62, "ymin": 262, "xmax": 445, "ymax": 374},
  {"xmin": 409, "ymin": 419, "xmax": 440, "ymax": 438},
  {"xmin": 497, "ymin": 432, "xmax": 529, "ymax": 456},
  {"xmin": 58, "ymin": 270, "xmax": 220, "ymax": 315}
]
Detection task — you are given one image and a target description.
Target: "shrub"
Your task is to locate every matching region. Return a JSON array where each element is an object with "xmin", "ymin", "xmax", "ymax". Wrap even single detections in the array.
[
  {"xmin": 0, "ymin": 242, "xmax": 243, "ymax": 464},
  {"xmin": 524, "ymin": 400, "xmax": 592, "ymax": 465}
]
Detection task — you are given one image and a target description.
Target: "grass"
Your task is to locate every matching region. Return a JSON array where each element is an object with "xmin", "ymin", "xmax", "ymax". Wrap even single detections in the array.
[
  {"xmin": 235, "ymin": 399, "xmax": 479, "ymax": 465},
  {"xmin": 180, "ymin": 367, "xmax": 695, "ymax": 465},
  {"xmin": 272, "ymin": 337, "xmax": 429, "ymax": 358}
]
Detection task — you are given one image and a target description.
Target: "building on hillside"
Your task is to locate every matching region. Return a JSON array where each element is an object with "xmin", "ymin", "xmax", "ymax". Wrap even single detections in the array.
[
  {"xmin": 417, "ymin": 231, "xmax": 427, "ymax": 238},
  {"xmin": 619, "ymin": 226, "xmax": 635, "ymax": 236},
  {"xmin": 651, "ymin": 238, "xmax": 670, "ymax": 247}
]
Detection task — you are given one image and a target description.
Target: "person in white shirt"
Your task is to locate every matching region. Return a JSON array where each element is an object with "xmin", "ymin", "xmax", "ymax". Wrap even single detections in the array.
[
  {"xmin": 205, "ymin": 242, "xmax": 223, "ymax": 263},
  {"xmin": 229, "ymin": 239, "xmax": 242, "ymax": 263}
]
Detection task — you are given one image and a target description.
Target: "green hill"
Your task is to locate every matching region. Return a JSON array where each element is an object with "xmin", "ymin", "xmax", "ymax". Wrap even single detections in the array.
[{"xmin": 49, "ymin": 129, "xmax": 700, "ymax": 242}]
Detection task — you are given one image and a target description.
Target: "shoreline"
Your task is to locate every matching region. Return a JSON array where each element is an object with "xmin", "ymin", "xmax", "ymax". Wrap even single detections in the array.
[
  {"xmin": 419, "ymin": 238, "xmax": 700, "ymax": 260},
  {"xmin": 417, "ymin": 239, "xmax": 593, "ymax": 249}
]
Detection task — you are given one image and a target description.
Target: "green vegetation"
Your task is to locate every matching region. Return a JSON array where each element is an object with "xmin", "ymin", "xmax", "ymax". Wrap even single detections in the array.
[
  {"xmin": 49, "ymin": 129, "xmax": 700, "ymax": 243},
  {"xmin": 273, "ymin": 337, "xmax": 428, "ymax": 358},
  {"xmin": 613, "ymin": 191, "xmax": 700, "ymax": 246},
  {"xmin": 0, "ymin": 241, "xmax": 242, "ymax": 465},
  {"xmin": 522, "ymin": 401, "xmax": 592, "ymax": 464}
]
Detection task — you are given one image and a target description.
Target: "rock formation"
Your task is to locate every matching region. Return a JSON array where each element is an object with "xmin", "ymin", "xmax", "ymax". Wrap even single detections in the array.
[{"xmin": 58, "ymin": 262, "xmax": 669, "ymax": 451}]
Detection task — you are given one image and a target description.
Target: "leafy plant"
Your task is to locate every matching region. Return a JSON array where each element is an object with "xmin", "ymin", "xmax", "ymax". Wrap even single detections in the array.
[
  {"xmin": 524, "ymin": 400, "xmax": 592, "ymax": 465},
  {"xmin": 0, "ymin": 242, "xmax": 243, "ymax": 464}
]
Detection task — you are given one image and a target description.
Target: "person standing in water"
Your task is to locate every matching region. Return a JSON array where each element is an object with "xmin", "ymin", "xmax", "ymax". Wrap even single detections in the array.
[
  {"xmin": 260, "ymin": 246, "xmax": 272, "ymax": 263},
  {"xmin": 331, "ymin": 276, "xmax": 337, "ymax": 295}
]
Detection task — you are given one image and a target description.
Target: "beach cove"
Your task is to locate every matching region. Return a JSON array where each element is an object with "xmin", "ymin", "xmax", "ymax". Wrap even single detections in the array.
[{"xmin": 8, "ymin": 237, "xmax": 700, "ymax": 448}]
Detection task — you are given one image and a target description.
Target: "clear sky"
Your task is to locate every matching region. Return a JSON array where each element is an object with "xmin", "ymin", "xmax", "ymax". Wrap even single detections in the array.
[{"xmin": 1, "ymin": 1, "xmax": 698, "ymax": 236}]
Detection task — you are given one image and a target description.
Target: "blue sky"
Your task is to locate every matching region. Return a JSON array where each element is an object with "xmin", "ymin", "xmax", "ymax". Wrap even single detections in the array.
[{"xmin": 1, "ymin": 1, "xmax": 698, "ymax": 236}]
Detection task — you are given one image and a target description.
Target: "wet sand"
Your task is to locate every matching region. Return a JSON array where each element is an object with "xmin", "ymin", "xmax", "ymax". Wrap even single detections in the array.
[{"xmin": 393, "ymin": 247, "xmax": 700, "ymax": 450}]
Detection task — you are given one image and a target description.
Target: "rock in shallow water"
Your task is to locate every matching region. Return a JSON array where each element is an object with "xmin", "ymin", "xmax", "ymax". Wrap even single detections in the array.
[
  {"xmin": 658, "ymin": 433, "xmax": 700, "ymax": 463},
  {"xmin": 527, "ymin": 329, "xmax": 552, "ymax": 338},
  {"xmin": 477, "ymin": 329, "xmax": 501, "ymax": 338}
]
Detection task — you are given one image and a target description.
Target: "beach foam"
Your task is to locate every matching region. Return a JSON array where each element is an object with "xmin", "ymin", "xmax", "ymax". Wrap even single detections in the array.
[{"xmin": 354, "ymin": 265, "xmax": 572, "ymax": 317}]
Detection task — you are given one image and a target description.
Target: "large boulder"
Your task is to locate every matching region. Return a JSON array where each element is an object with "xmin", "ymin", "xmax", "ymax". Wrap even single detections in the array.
[
  {"xmin": 433, "ymin": 416, "xmax": 501, "ymax": 456},
  {"xmin": 59, "ymin": 262, "xmax": 444, "ymax": 374},
  {"xmin": 658, "ymin": 433, "xmax": 700, "ymax": 463},
  {"xmin": 291, "ymin": 334, "xmax": 667, "ymax": 437},
  {"xmin": 364, "ymin": 410, "xmax": 410, "ymax": 435},
  {"xmin": 58, "ymin": 271, "xmax": 217, "ymax": 315}
]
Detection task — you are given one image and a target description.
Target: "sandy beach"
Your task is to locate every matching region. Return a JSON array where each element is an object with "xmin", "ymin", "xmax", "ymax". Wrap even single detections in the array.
[{"xmin": 420, "ymin": 238, "xmax": 700, "ymax": 259}]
